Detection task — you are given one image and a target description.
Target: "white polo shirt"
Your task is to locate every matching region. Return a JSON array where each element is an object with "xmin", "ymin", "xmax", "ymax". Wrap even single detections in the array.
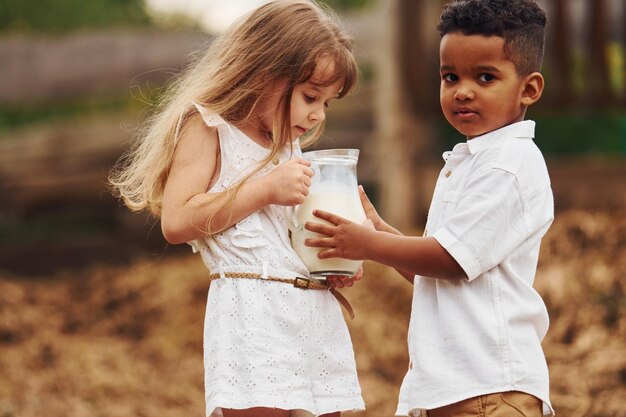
[{"xmin": 396, "ymin": 121, "xmax": 555, "ymax": 416}]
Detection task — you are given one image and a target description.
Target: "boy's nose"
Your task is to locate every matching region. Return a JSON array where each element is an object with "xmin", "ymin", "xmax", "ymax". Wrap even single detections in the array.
[{"xmin": 454, "ymin": 84, "xmax": 474, "ymax": 101}]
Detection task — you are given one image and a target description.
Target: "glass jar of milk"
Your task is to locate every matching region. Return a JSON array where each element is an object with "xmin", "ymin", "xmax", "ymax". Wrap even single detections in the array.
[{"xmin": 289, "ymin": 149, "xmax": 366, "ymax": 277}]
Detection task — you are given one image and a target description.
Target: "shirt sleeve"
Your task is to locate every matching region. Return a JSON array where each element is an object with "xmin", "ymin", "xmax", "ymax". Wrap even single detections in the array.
[{"xmin": 432, "ymin": 167, "xmax": 528, "ymax": 281}]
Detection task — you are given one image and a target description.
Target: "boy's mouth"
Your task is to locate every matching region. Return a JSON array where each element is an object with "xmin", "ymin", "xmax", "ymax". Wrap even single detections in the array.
[{"xmin": 454, "ymin": 108, "xmax": 477, "ymax": 119}]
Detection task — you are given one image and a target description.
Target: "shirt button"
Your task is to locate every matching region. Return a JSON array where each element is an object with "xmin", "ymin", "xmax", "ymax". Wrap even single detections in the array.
[
  {"xmin": 272, "ymin": 157, "xmax": 280, "ymax": 165},
  {"xmin": 445, "ymin": 170, "xmax": 452, "ymax": 178}
]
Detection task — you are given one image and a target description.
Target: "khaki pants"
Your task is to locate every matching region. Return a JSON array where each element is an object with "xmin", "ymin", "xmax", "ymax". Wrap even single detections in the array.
[{"xmin": 424, "ymin": 391, "xmax": 542, "ymax": 417}]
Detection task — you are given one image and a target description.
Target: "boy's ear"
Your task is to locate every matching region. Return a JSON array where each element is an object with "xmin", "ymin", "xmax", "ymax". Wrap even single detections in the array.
[{"xmin": 521, "ymin": 72, "xmax": 544, "ymax": 106}]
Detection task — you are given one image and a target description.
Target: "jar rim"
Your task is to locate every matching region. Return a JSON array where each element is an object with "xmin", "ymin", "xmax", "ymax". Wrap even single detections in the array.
[{"xmin": 302, "ymin": 148, "xmax": 359, "ymax": 163}]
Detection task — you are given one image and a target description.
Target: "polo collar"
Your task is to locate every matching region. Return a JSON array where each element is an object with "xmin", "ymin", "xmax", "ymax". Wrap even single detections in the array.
[{"xmin": 467, "ymin": 120, "xmax": 536, "ymax": 155}]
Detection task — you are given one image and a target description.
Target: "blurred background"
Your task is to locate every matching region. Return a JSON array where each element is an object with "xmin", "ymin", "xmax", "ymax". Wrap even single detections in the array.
[{"xmin": 0, "ymin": 0, "xmax": 624, "ymax": 416}]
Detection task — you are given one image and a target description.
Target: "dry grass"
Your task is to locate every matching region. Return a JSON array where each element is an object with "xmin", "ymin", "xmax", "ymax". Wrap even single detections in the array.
[{"xmin": 0, "ymin": 208, "xmax": 625, "ymax": 417}]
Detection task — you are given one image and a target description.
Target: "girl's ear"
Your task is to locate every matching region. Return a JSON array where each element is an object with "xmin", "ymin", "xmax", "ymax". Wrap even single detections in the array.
[{"xmin": 521, "ymin": 72, "xmax": 544, "ymax": 106}]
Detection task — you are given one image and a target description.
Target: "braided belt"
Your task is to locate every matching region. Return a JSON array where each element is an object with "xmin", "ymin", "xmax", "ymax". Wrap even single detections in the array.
[{"xmin": 208, "ymin": 272, "xmax": 355, "ymax": 319}]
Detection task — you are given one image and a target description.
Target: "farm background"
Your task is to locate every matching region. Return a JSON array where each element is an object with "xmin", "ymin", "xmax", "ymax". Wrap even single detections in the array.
[{"xmin": 0, "ymin": 1, "xmax": 625, "ymax": 416}]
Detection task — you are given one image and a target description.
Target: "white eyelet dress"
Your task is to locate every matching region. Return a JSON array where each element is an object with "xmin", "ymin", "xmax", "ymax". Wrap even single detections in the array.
[{"xmin": 187, "ymin": 103, "xmax": 365, "ymax": 417}]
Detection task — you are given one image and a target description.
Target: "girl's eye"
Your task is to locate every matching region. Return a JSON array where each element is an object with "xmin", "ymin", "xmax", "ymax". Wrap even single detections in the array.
[
  {"xmin": 479, "ymin": 73, "xmax": 495, "ymax": 82},
  {"xmin": 304, "ymin": 94, "xmax": 316, "ymax": 103},
  {"xmin": 442, "ymin": 73, "xmax": 458, "ymax": 82}
]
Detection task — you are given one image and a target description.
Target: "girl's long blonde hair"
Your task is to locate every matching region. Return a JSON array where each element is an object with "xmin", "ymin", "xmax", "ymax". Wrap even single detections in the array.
[{"xmin": 109, "ymin": 0, "xmax": 358, "ymax": 218}]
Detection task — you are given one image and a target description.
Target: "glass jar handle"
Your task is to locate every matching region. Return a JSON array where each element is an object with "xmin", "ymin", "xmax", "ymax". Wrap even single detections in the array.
[{"xmin": 285, "ymin": 205, "xmax": 302, "ymax": 232}]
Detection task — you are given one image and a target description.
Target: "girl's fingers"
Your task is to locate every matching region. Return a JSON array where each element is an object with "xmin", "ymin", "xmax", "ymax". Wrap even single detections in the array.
[
  {"xmin": 327, "ymin": 269, "xmax": 363, "ymax": 288},
  {"xmin": 326, "ymin": 276, "xmax": 345, "ymax": 288},
  {"xmin": 326, "ymin": 276, "xmax": 337, "ymax": 286},
  {"xmin": 341, "ymin": 275, "xmax": 355, "ymax": 287},
  {"xmin": 352, "ymin": 267, "xmax": 364, "ymax": 281}
]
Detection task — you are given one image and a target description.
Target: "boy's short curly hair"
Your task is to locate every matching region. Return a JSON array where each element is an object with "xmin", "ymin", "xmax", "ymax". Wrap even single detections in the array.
[{"xmin": 437, "ymin": 0, "xmax": 546, "ymax": 75}]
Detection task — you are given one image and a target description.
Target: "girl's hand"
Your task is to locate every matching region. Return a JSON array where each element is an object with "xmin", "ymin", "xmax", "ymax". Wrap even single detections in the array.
[
  {"xmin": 264, "ymin": 158, "xmax": 314, "ymax": 206},
  {"xmin": 304, "ymin": 210, "xmax": 375, "ymax": 260},
  {"xmin": 326, "ymin": 267, "xmax": 363, "ymax": 288}
]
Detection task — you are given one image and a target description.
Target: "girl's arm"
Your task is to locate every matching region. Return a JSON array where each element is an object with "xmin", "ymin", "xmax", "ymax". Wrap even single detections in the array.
[
  {"xmin": 305, "ymin": 210, "xmax": 466, "ymax": 282},
  {"xmin": 161, "ymin": 115, "xmax": 313, "ymax": 244}
]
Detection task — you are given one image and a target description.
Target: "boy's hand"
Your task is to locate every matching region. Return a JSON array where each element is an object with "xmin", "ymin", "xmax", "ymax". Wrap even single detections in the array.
[
  {"xmin": 264, "ymin": 158, "xmax": 314, "ymax": 206},
  {"xmin": 359, "ymin": 185, "xmax": 402, "ymax": 235},
  {"xmin": 358, "ymin": 185, "xmax": 382, "ymax": 228},
  {"xmin": 304, "ymin": 210, "xmax": 374, "ymax": 260},
  {"xmin": 326, "ymin": 267, "xmax": 363, "ymax": 288}
]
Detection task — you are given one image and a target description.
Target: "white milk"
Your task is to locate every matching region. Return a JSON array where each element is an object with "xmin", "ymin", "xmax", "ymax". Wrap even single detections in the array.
[{"xmin": 290, "ymin": 190, "xmax": 366, "ymax": 276}]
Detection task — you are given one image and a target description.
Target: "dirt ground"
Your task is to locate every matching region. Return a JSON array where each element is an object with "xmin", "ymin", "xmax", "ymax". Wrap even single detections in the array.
[{"xmin": 0, "ymin": 205, "xmax": 625, "ymax": 417}]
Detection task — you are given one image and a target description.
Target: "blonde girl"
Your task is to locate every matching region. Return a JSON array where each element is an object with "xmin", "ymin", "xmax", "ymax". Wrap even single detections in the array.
[{"xmin": 109, "ymin": 1, "xmax": 365, "ymax": 416}]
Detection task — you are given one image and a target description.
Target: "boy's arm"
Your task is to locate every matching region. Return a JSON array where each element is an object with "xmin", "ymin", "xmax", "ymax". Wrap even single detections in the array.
[
  {"xmin": 395, "ymin": 268, "xmax": 419, "ymax": 284},
  {"xmin": 305, "ymin": 211, "xmax": 467, "ymax": 281},
  {"xmin": 357, "ymin": 187, "xmax": 425, "ymax": 283},
  {"xmin": 363, "ymin": 232, "xmax": 465, "ymax": 280},
  {"xmin": 365, "ymin": 217, "xmax": 419, "ymax": 283}
]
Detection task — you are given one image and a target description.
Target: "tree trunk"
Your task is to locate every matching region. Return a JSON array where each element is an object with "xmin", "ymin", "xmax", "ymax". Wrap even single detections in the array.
[
  {"xmin": 586, "ymin": 0, "xmax": 612, "ymax": 106},
  {"xmin": 548, "ymin": 0, "xmax": 573, "ymax": 107},
  {"xmin": 622, "ymin": 0, "xmax": 626, "ymax": 105},
  {"xmin": 374, "ymin": 0, "xmax": 438, "ymax": 231}
]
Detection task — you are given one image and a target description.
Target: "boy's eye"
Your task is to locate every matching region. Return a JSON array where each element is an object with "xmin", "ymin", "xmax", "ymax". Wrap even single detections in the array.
[
  {"xmin": 479, "ymin": 73, "xmax": 495, "ymax": 82},
  {"xmin": 442, "ymin": 73, "xmax": 458, "ymax": 82}
]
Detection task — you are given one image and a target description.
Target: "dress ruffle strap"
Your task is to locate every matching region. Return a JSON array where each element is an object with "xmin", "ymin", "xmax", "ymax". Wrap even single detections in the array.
[{"xmin": 192, "ymin": 102, "xmax": 227, "ymax": 127}]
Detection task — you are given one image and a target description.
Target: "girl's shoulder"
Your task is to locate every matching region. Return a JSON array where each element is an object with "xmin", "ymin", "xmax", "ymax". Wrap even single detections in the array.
[{"xmin": 192, "ymin": 102, "xmax": 227, "ymax": 128}]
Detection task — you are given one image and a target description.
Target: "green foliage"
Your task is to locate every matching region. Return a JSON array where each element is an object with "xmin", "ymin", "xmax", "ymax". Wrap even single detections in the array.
[
  {"xmin": 0, "ymin": 210, "xmax": 115, "ymax": 248},
  {"xmin": 0, "ymin": 0, "xmax": 152, "ymax": 34},
  {"xmin": 0, "ymin": 94, "xmax": 146, "ymax": 134},
  {"xmin": 534, "ymin": 112, "xmax": 626, "ymax": 155},
  {"xmin": 435, "ymin": 112, "xmax": 626, "ymax": 155}
]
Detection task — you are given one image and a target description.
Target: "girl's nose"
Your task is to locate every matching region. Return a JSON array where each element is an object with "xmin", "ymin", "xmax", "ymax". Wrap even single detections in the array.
[{"xmin": 310, "ymin": 107, "xmax": 326, "ymax": 122}]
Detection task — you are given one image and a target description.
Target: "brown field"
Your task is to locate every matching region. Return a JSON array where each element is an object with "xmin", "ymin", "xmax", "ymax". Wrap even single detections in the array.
[{"xmin": 0, "ymin": 205, "xmax": 624, "ymax": 417}]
